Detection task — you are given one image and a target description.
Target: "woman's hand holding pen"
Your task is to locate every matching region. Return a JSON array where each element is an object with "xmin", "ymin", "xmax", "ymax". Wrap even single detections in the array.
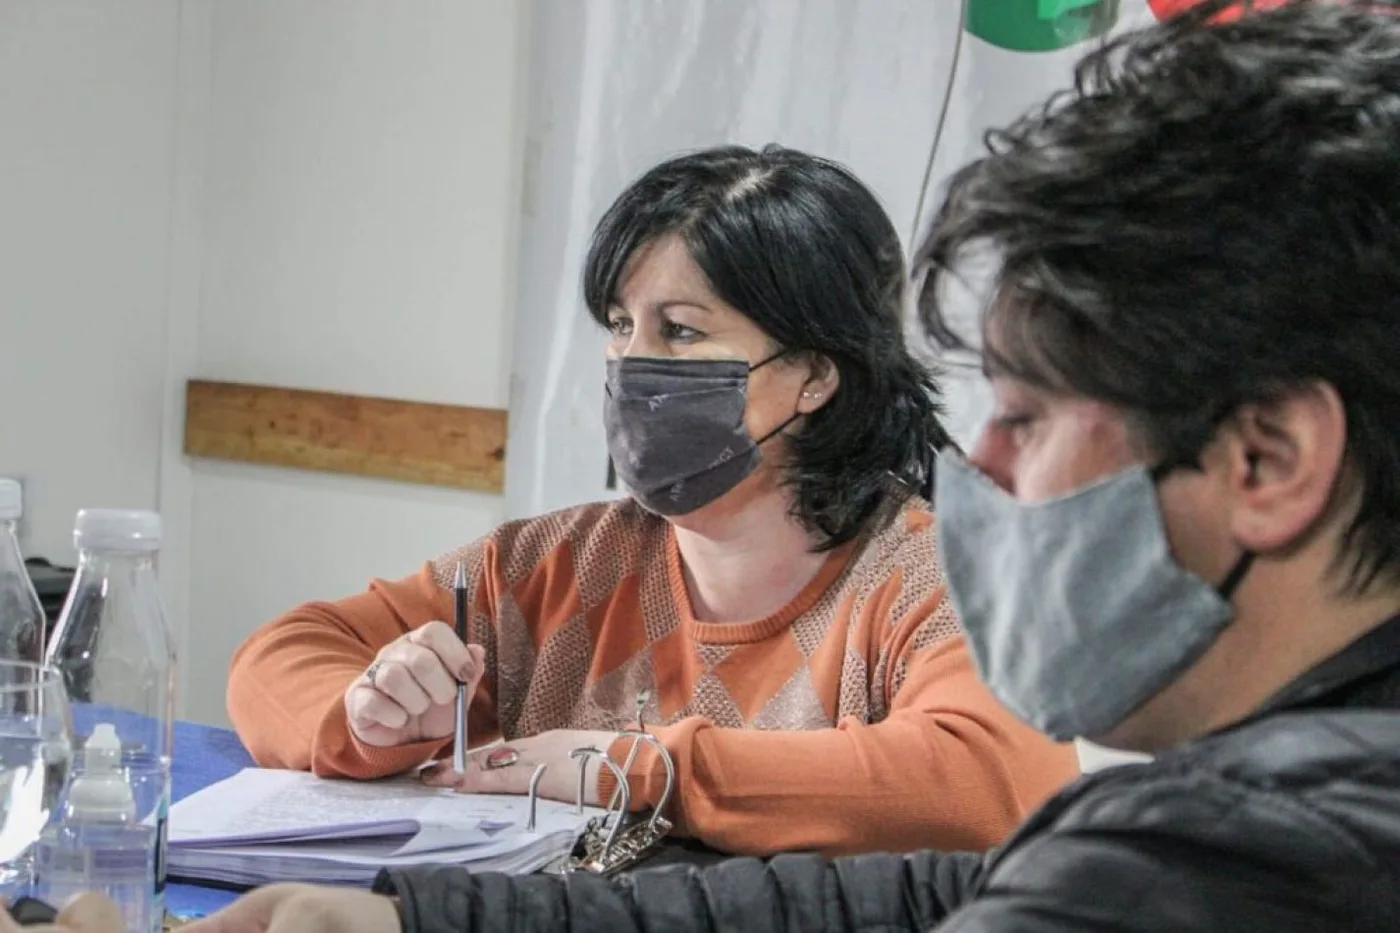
[{"xmin": 344, "ymin": 622, "xmax": 485, "ymax": 747}]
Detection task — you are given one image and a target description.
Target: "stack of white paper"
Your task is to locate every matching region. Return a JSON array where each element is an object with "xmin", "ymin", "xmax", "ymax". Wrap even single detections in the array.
[{"xmin": 168, "ymin": 768, "xmax": 602, "ymax": 887}]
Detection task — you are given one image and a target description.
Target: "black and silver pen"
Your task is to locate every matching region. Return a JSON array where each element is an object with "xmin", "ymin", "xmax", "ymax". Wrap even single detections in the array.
[{"xmin": 452, "ymin": 559, "xmax": 469, "ymax": 773}]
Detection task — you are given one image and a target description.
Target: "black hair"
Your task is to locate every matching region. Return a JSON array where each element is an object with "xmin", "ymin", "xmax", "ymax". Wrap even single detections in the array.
[
  {"xmin": 584, "ymin": 144, "xmax": 951, "ymax": 548},
  {"xmin": 916, "ymin": 0, "xmax": 1400, "ymax": 592}
]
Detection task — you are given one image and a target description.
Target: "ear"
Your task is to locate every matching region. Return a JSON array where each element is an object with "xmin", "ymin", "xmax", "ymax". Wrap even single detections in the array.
[
  {"xmin": 795, "ymin": 353, "xmax": 840, "ymax": 415},
  {"xmin": 1224, "ymin": 381, "xmax": 1347, "ymax": 554}
]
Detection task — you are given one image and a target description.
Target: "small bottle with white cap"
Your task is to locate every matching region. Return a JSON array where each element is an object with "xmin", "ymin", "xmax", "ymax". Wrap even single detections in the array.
[
  {"xmin": 0, "ymin": 479, "xmax": 45, "ymax": 663},
  {"xmin": 35, "ymin": 722, "xmax": 152, "ymax": 927},
  {"xmin": 42, "ymin": 510, "xmax": 176, "ymax": 933}
]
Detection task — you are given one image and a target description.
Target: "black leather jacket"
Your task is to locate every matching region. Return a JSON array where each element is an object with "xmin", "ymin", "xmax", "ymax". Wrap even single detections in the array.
[{"xmin": 377, "ymin": 615, "xmax": 1400, "ymax": 932}]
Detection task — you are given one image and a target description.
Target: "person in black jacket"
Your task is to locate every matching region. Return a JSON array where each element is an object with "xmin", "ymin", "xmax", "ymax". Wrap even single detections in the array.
[{"xmin": 169, "ymin": 1, "xmax": 1400, "ymax": 931}]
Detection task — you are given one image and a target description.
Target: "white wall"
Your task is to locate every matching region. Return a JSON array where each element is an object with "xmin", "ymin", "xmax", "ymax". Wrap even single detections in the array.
[
  {"xmin": 0, "ymin": 0, "xmax": 180, "ymax": 562},
  {"xmin": 0, "ymin": 0, "xmax": 532, "ymax": 726},
  {"xmin": 179, "ymin": 0, "xmax": 530, "ymax": 725}
]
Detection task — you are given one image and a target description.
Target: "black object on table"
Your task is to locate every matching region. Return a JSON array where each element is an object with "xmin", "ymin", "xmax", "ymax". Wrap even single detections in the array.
[
  {"xmin": 635, "ymin": 836, "xmax": 730, "ymax": 870},
  {"xmin": 7, "ymin": 896, "xmax": 59, "ymax": 925},
  {"xmin": 24, "ymin": 557, "xmax": 75, "ymax": 639}
]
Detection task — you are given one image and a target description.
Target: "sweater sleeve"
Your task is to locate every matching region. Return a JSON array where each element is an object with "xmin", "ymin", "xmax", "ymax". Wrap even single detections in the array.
[
  {"xmin": 226, "ymin": 561, "xmax": 503, "ymax": 779},
  {"xmin": 596, "ymin": 613, "xmax": 1079, "ymax": 857}
]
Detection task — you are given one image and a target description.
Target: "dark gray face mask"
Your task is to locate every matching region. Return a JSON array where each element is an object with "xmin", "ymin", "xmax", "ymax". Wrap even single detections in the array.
[
  {"xmin": 934, "ymin": 452, "xmax": 1253, "ymax": 742},
  {"xmin": 604, "ymin": 353, "xmax": 795, "ymax": 516}
]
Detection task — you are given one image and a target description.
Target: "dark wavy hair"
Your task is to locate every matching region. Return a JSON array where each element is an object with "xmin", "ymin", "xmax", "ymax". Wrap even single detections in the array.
[
  {"xmin": 584, "ymin": 144, "xmax": 951, "ymax": 548},
  {"xmin": 916, "ymin": 0, "xmax": 1400, "ymax": 591}
]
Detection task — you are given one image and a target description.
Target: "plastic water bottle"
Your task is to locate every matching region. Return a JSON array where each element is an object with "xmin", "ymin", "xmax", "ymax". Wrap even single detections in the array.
[
  {"xmin": 35, "ymin": 723, "xmax": 155, "ymax": 928},
  {"xmin": 0, "ymin": 479, "xmax": 45, "ymax": 663},
  {"xmin": 42, "ymin": 510, "xmax": 176, "ymax": 933},
  {"xmin": 0, "ymin": 481, "xmax": 50, "ymax": 895}
]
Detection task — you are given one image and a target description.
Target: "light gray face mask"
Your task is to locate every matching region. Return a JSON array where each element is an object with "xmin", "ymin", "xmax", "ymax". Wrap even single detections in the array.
[
  {"xmin": 933, "ymin": 453, "xmax": 1253, "ymax": 741},
  {"xmin": 604, "ymin": 354, "xmax": 795, "ymax": 516}
]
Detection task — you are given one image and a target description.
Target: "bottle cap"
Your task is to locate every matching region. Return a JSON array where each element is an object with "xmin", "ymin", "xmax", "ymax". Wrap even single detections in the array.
[
  {"xmin": 73, "ymin": 509, "xmax": 161, "ymax": 554},
  {"xmin": 68, "ymin": 723, "xmax": 136, "ymax": 823},
  {"xmin": 0, "ymin": 480, "xmax": 20, "ymax": 522}
]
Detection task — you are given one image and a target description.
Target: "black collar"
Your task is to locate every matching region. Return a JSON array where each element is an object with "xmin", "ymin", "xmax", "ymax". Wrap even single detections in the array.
[{"xmin": 1256, "ymin": 611, "xmax": 1400, "ymax": 715}]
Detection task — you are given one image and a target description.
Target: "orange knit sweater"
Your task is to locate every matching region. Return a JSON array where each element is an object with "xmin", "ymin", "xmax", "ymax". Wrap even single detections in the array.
[{"xmin": 227, "ymin": 498, "xmax": 1078, "ymax": 857}]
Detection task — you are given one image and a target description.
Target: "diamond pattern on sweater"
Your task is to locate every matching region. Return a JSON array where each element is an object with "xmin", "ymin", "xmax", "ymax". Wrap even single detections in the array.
[
  {"xmin": 515, "ymin": 611, "xmax": 592, "ymax": 737},
  {"xmin": 750, "ymin": 665, "xmax": 832, "ymax": 731},
  {"xmin": 493, "ymin": 591, "xmax": 539, "ymax": 737},
  {"xmin": 682, "ymin": 670, "xmax": 745, "ymax": 728},
  {"xmin": 582, "ymin": 651, "xmax": 658, "ymax": 731}
]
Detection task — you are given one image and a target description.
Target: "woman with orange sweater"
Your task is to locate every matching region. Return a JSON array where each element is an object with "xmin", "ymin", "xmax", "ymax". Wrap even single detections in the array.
[{"xmin": 226, "ymin": 144, "xmax": 1078, "ymax": 858}]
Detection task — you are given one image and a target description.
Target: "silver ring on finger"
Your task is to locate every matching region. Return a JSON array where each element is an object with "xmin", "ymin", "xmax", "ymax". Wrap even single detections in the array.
[
  {"xmin": 364, "ymin": 660, "xmax": 384, "ymax": 689},
  {"xmin": 482, "ymin": 746, "xmax": 521, "ymax": 771}
]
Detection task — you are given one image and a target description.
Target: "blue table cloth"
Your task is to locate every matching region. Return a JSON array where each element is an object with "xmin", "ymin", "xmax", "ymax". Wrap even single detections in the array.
[{"xmin": 167, "ymin": 720, "xmax": 258, "ymax": 918}]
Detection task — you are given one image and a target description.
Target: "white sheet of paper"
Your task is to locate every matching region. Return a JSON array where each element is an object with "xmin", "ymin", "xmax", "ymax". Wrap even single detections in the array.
[
  {"xmin": 171, "ymin": 768, "xmax": 506, "ymax": 845},
  {"xmin": 167, "ymin": 767, "xmax": 606, "ymax": 884}
]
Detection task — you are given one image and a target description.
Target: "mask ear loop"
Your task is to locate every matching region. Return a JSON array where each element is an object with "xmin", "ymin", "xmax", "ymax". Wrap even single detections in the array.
[
  {"xmin": 1149, "ymin": 449, "xmax": 1257, "ymax": 601},
  {"xmin": 748, "ymin": 348, "xmax": 789, "ymax": 373},
  {"xmin": 1216, "ymin": 551, "xmax": 1255, "ymax": 600},
  {"xmin": 748, "ymin": 347, "xmax": 809, "ymax": 447},
  {"xmin": 753, "ymin": 411, "xmax": 803, "ymax": 447}
]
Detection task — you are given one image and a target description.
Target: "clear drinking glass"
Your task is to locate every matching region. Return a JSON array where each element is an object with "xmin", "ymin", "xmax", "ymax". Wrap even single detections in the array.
[{"xmin": 0, "ymin": 662, "xmax": 72, "ymax": 898}]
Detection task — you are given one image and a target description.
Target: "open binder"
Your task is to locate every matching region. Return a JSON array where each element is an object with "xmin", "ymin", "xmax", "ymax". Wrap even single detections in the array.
[{"xmin": 537, "ymin": 693, "xmax": 677, "ymax": 877}]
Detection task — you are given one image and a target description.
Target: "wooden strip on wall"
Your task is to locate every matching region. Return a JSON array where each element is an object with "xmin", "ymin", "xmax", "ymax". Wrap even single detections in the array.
[{"xmin": 183, "ymin": 380, "xmax": 508, "ymax": 493}]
